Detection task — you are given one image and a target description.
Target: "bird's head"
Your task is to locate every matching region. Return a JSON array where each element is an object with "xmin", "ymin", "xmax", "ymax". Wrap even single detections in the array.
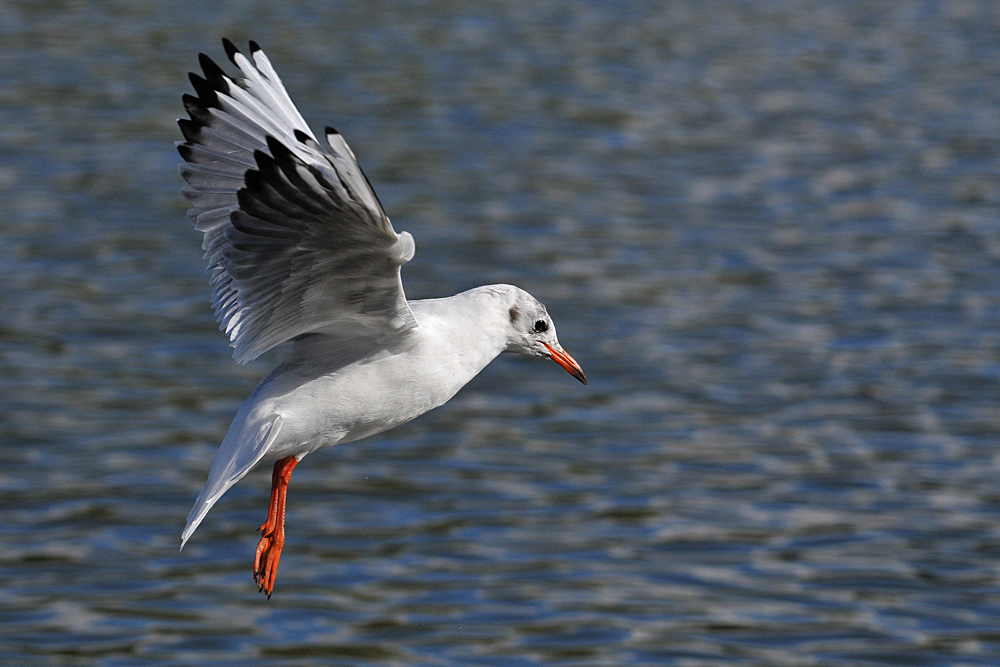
[{"xmin": 503, "ymin": 288, "xmax": 587, "ymax": 385}]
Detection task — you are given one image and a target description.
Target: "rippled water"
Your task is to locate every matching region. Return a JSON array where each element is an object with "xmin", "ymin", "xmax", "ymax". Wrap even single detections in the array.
[{"xmin": 3, "ymin": 1, "xmax": 1000, "ymax": 665}]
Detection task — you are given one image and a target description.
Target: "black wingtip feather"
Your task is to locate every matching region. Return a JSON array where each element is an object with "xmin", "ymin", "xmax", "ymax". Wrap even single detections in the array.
[
  {"xmin": 249, "ymin": 40, "xmax": 261, "ymax": 54},
  {"xmin": 177, "ymin": 119, "xmax": 201, "ymax": 143},
  {"xmin": 325, "ymin": 126, "xmax": 339, "ymax": 136},
  {"xmin": 182, "ymin": 94, "xmax": 212, "ymax": 125},
  {"xmin": 222, "ymin": 38, "xmax": 240, "ymax": 64},
  {"xmin": 265, "ymin": 135, "xmax": 295, "ymax": 163},
  {"xmin": 198, "ymin": 53, "xmax": 229, "ymax": 92},
  {"xmin": 242, "ymin": 167, "xmax": 265, "ymax": 192},
  {"xmin": 250, "ymin": 148, "xmax": 331, "ymax": 217},
  {"xmin": 177, "ymin": 143, "xmax": 194, "ymax": 162},
  {"xmin": 188, "ymin": 72, "xmax": 220, "ymax": 107},
  {"xmin": 254, "ymin": 140, "xmax": 341, "ymax": 212},
  {"xmin": 252, "ymin": 148, "xmax": 275, "ymax": 170},
  {"xmin": 293, "ymin": 129, "xmax": 311, "ymax": 143}
]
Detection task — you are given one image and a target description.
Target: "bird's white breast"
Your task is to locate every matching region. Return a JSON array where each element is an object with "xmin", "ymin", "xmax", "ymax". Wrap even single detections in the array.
[{"xmin": 243, "ymin": 299, "xmax": 508, "ymax": 461}]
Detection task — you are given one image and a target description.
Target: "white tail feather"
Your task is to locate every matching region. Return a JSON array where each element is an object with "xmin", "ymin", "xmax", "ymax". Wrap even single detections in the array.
[{"xmin": 180, "ymin": 415, "xmax": 284, "ymax": 550}]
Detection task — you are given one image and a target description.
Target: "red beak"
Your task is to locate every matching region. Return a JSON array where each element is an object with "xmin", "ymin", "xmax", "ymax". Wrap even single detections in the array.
[{"xmin": 542, "ymin": 342, "xmax": 587, "ymax": 385}]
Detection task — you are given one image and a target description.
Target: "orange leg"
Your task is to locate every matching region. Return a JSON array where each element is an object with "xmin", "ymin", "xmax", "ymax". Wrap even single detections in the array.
[{"xmin": 254, "ymin": 455, "xmax": 299, "ymax": 597}]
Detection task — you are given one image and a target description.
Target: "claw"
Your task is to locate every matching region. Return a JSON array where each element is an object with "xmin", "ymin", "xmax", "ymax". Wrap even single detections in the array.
[{"xmin": 252, "ymin": 456, "xmax": 298, "ymax": 597}]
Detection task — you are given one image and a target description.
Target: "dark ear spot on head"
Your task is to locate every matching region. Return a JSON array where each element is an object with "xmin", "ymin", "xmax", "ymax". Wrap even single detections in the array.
[{"xmin": 508, "ymin": 306, "xmax": 519, "ymax": 324}]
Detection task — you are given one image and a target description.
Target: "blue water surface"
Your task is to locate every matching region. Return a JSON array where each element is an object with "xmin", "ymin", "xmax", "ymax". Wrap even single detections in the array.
[{"xmin": 2, "ymin": 1, "xmax": 1000, "ymax": 665}]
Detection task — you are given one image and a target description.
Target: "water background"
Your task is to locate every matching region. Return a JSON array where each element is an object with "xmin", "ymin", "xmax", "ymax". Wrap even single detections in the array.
[{"xmin": 4, "ymin": 1, "xmax": 1000, "ymax": 665}]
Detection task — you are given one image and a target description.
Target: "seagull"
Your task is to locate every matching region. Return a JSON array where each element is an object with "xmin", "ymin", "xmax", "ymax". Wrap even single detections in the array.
[{"xmin": 176, "ymin": 39, "xmax": 586, "ymax": 597}]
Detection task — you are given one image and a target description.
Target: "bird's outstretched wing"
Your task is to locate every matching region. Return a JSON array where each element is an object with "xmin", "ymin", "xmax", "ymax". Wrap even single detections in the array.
[{"xmin": 178, "ymin": 39, "xmax": 417, "ymax": 363}]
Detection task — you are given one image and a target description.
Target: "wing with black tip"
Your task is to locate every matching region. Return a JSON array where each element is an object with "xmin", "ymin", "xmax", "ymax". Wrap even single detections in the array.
[{"xmin": 177, "ymin": 39, "xmax": 417, "ymax": 363}]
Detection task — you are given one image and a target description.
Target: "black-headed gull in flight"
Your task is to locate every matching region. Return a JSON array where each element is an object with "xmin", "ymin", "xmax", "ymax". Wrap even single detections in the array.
[{"xmin": 177, "ymin": 39, "xmax": 586, "ymax": 597}]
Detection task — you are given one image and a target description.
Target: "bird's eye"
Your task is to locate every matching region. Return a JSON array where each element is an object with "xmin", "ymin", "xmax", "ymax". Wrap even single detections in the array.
[{"xmin": 533, "ymin": 319, "xmax": 548, "ymax": 333}]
